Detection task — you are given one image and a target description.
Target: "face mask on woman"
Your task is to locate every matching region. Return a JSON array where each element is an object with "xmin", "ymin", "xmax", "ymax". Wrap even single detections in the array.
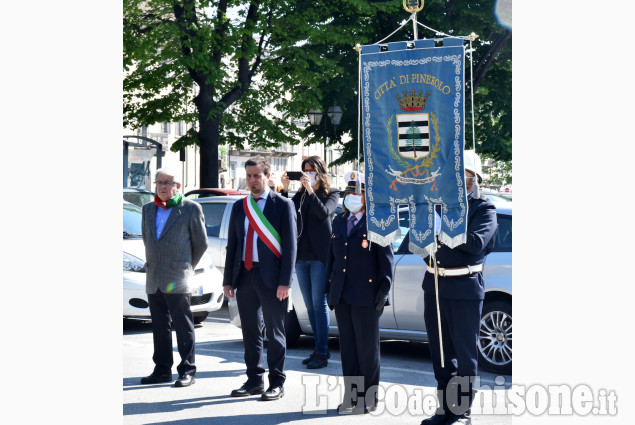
[
  {"xmin": 305, "ymin": 171, "xmax": 317, "ymax": 187},
  {"xmin": 344, "ymin": 194, "xmax": 364, "ymax": 214}
]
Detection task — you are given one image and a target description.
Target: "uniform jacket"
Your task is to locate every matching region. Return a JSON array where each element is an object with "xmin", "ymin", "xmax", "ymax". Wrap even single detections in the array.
[
  {"xmin": 223, "ymin": 191, "xmax": 297, "ymax": 289},
  {"xmin": 325, "ymin": 212, "xmax": 394, "ymax": 307},
  {"xmin": 282, "ymin": 188, "xmax": 340, "ymax": 264},
  {"xmin": 142, "ymin": 199, "xmax": 208, "ymax": 295},
  {"xmin": 422, "ymin": 196, "xmax": 497, "ymax": 300}
]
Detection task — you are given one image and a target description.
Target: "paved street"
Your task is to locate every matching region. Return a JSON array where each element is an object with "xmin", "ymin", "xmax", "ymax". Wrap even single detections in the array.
[{"xmin": 123, "ymin": 304, "xmax": 511, "ymax": 425}]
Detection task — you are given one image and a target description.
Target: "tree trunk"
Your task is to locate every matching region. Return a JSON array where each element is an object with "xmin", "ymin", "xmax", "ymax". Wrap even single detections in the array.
[
  {"xmin": 195, "ymin": 84, "xmax": 221, "ymax": 188},
  {"xmin": 198, "ymin": 115, "xmax": 221, "ymax": 188}
]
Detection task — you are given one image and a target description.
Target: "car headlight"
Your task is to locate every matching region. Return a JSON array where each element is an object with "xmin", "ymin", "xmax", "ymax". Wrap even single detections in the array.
[{"xmin": 123, "ymin": 252, "xmax": 146, "ymax": 272}]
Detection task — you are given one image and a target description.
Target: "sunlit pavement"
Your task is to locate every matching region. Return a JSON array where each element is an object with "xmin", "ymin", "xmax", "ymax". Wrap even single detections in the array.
[{"xmin": 123, "ymin": 304, "xmax": 511, "ymax": 425}]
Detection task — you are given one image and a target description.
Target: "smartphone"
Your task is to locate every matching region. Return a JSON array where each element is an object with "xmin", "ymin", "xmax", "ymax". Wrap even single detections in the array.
[{"xmin": 286, "ymin": 171, "xmax": 303, "ymax": 180}]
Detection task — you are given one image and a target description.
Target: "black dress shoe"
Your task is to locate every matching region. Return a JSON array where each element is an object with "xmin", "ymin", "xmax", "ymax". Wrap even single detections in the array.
[
  {"xmin": 261, "ymin": 385, "xmax": 284, "ymax": 401},
  {"xmin": 421, "ymin": 413, "xmax": 451, "ymax": 425},
  {"xmin": 174, "ymin": 375, "xmax": 195, "ymax": 387},
  {"xmin": 302, "ymin": 352, "xmax": 316, "ymax": 365},
  {"xmin": 337, "ymin": 402, "xmax": 356, "ymax": 414},
  {"xmin": 302, "ymin": 350, "xmax": 331, "ymax": 365},
  {"xmin": 230, "ymin": 382, "xmax": 265, "ymax": 397},
  {"xmin": 306, "ymin": 354, "xmax": 328, "ymax": 369},
  {"xmin": 446, "ymin": 413, "xmax": 471, "ymax": 425},
  {"xmin": 364, "ymin": 403, "xmax": 377, "ymax": 413},
  {"xmin": 140, "ymin": 372, "xmax": 172, "ymax": 385}
]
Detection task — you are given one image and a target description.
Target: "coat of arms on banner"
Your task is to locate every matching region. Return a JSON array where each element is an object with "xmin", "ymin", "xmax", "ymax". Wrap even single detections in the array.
[
  {"xmin": 360, "ymin": 40, "xmax": 468, "ymax": 258},
  {"xmin": 386, "ymin": 88, "xmax": 441, "ymax": 192},
  {"xmin": 396, "ymin": 90, "xmax": 431, "ymax": 160}
]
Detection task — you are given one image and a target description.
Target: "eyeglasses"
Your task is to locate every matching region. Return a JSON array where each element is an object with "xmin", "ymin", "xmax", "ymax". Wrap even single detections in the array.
[{"xmin": 155, "ymin": 181, "xmax": 176, "ymax": 187}]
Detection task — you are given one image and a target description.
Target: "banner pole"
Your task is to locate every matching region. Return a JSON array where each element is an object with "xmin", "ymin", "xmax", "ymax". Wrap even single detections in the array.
[
  {"xmin": 354, "ymin": 43, "xmax": 362, "ymax": 172},
  {"xmin": 431, "ymin": 245, "xmax": 444, "ymax": 368},
  {"xmin": 404, "ymin": 0, "xmax": 424, "ymax": 40},
  {"xmin": 404, "ymin": 0, "xmax": 445, "ymax": 368},
  {"xmin": 413, "ymin": 13, "xmax": 418, "ymax": 40}
]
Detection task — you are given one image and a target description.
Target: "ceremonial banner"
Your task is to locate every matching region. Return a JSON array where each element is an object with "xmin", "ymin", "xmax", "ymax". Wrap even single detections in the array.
[{"xmin": 361, "ymin": 39, "xmax": 468, "ymax": 257}]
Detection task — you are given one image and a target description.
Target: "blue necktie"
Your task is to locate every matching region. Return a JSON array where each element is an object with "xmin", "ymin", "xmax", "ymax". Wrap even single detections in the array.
[{"xmin": 347, "ymin": 216, "xmax": 357, "ymax": 236}]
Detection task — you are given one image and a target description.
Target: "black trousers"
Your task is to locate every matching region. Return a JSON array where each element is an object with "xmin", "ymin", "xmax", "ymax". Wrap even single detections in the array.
[
  {"xmin": 334, "ymin": 303, "xmax": 382, "ymax": 406},
  {"xmin": 236, "ymin": 265, "xmax": 287, "ymax": 387},
  {"xmin": 147, "ymin": 289, "xmax": 196, "ymax": 377},
  {"xmin": 423, "ymin": 292, "xmax": 482, "ymax": 414}
]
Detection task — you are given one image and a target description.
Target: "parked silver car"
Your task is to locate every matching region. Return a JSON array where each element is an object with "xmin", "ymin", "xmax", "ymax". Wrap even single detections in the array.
[
  {"xmin": 123, "ymin": 187, "xmax": 155, "ymax": 208},
  {"xmin": 194, "ymin": 196, "xmax": 512, "ymax": 375}
]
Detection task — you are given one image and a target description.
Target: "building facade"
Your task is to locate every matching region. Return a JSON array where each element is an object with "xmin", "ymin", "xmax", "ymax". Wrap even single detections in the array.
[{"xmin": 123, "ymin": 118, "xmax": 353, "ymax": 194}]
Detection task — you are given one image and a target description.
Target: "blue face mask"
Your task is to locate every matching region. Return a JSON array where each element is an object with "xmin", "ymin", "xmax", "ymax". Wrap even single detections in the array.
[{"xmin": 344, "ymin": 194, "xmax": 364, "ymax": 214}]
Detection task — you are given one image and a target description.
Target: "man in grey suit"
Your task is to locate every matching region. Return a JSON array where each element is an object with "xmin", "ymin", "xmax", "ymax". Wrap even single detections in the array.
[{"xmin": 140, "ymin": 167, "xmax": 208, "ymax": 388}]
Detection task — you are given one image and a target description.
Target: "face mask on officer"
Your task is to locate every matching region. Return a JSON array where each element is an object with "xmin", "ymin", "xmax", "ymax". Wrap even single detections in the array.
[{"xmin": 344, "ymin": 194, "xmax": 364, "ymax": 214}]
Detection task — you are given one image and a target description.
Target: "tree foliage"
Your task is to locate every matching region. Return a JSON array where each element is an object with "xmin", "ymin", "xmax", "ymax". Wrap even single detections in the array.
[
  {"xmin": 123, "ymin": 0, "xmax": 511, "ymax": 187},
  {"xmin": 124, "ymin": 0, "xmax": 333, "ymax": 186},
  {"xmin": 301, "ymin": 0, "xmax": 512, "ymax": 164}
]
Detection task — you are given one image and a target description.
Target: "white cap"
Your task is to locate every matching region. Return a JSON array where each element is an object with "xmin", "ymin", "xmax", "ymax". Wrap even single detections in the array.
[
  {"xmin": 463, "ymin": 150, "xmax": 483, "ymax": 183},
  {"xmin": 344, "ymin": 171, "xmax": 365, "ymax": 185},
  {"xmin": 344, "ymin": 171, "xmax": 365, "ymax": 192}
]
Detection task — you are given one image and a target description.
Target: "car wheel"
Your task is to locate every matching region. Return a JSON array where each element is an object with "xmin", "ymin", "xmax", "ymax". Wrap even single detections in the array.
[
  {"xmin": 193, "ymin": 312, "xmax": 209, "ymax": 324},
  {"xmin": 478, "ymin": 300, "xmax": 512, "ymax": 375}
]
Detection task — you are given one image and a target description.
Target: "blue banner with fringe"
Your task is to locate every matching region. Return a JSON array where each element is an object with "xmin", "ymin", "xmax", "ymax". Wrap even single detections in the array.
[{"xmin": 361, "ymin": 39, "xmax": 468, "ymax": 258}]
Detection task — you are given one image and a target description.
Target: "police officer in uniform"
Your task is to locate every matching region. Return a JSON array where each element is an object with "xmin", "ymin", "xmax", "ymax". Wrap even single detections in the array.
[
  {"xmin": 325, "ymin": 171, "xmax": 394, "ymax": 414},
  {"xmin": 420, "ymin": 151, "xmax": 498, "ymax": 425}
]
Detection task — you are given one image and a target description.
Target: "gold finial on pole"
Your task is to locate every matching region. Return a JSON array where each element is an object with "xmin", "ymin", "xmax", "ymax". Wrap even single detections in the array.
[
  {"xmin": 403, "ymin": 0, "xmax": 424, "ymax": 13},
  {"xmin": 404, "ymin": 1, "xmax": 424, "ymax": 40},
  {"xmin": 353, "ymin": 44, "xmax": 362, "ymax": 53},
  {"xmin": 468, "ymin": 32, "xmax": 479, "ymax": 41}
]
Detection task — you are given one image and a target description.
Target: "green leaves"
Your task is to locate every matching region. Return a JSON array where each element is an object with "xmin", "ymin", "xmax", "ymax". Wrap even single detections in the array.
[{"xmin": 124, "ymin": 0, "xmax": 511, "ymax": 187}]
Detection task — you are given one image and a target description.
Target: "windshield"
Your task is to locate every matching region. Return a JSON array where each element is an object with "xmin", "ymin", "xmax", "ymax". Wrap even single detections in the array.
[
  {"xmin": 123, "ymin": 191, "xmax": 155, "ymax": 208},
  {"xmin": 123, "ymin": 203, "xmax": 143, "ymax": 237}
]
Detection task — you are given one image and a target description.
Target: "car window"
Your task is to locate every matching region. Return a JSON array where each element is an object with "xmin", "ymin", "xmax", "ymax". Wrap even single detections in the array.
[
  {"xmin": 123, "ymin": 203, "xmax": 143, "ymax": 236},
  {"xmin": 491, "ymin": 213, "xmax": 512, "ymax": 252},
  {"xmin": 201, "ymin": 203, "xmax": 226, "ymax": 237},
  {"xmin": 123, "ymin": 192, "xmax": 154, "ymax": 208},
  {"xmin": 185, "ymin": 193, "xmax": 200, "ymax": 200},
  {"xmin": 392, "ymin": 209, "xmax": 411, "ymax": 251},
  {"xmin": 484, "ymin": 194, "xmax": 511, "ymax": 203}
]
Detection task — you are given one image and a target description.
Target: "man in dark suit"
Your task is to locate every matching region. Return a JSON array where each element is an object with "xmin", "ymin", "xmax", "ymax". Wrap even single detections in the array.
[
  {"xmin": 420, "ymin": 151, "xmax": 497, "ymax": 425},
  {"xmin": 140, "ymin": 167, "xmax": 208, "ymax": 388},
  {"xmin": 223, "ymin": 156, "xmax": 297, "ymax": 401}
]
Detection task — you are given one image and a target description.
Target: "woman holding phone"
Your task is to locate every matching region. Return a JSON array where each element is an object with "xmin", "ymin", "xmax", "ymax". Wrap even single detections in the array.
[{"xmin": 281, "ymin": 156, "xmax": 340, "ymax": 369}]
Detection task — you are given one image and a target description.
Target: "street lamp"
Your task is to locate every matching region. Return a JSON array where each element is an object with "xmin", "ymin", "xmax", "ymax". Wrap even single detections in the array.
[
  {"xmin": 327, "ymin": 102, "xmax": 343, "ymax": 127},
  {"xmin": 327, "ymin": 102, "xmax": 342, "ymax": 168},
  {"xmin": 308, "ymin": 101, "xmax": 342, "ymax": 173},
  {"xmin": 307, "ymin": 108, "xmax": 326, "ymax": 161}
]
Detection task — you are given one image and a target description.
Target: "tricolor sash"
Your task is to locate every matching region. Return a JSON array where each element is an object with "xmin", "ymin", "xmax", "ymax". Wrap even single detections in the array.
[{"xmin": 243, "ymin": 196, "xmax": 282, "ymax": 259}]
